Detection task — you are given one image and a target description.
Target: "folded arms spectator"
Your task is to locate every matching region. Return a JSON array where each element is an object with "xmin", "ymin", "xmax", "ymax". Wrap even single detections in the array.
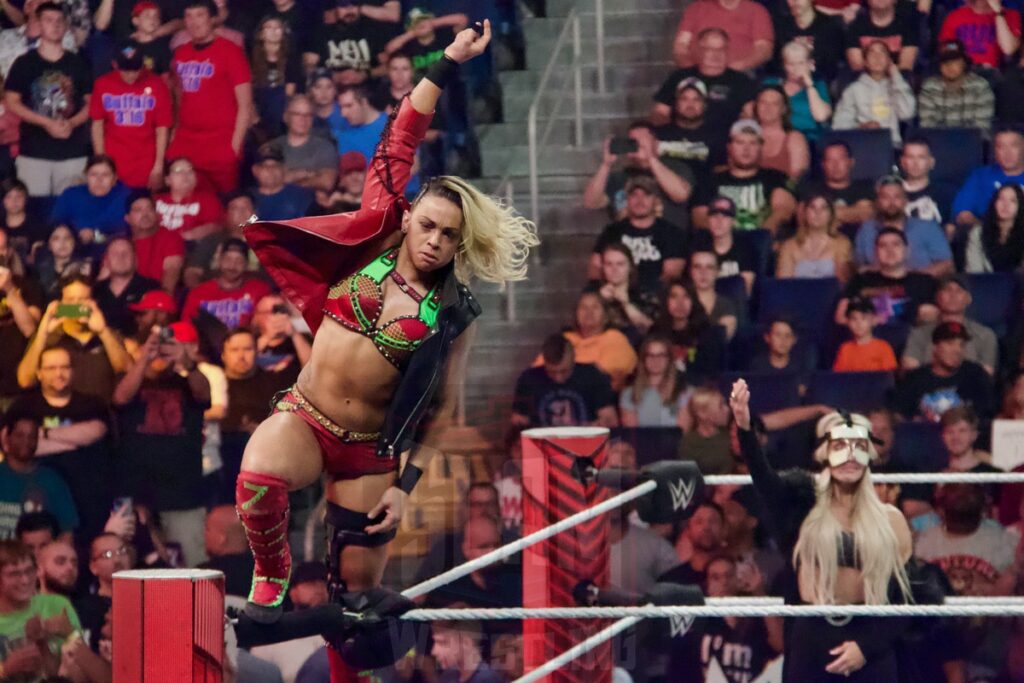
[{"xmin": 673, "ymin": 0, "xmax": 774, "ymax": 71}]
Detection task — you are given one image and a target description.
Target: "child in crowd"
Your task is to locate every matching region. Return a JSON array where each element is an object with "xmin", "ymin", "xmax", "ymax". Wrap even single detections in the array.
[
  {"xmin": 749, "ymin": 316, "xmax": 807, "ymax": 374},
  {"xmin": 833, "ymin": 295, "xmax": 898, "ymax": 372}
]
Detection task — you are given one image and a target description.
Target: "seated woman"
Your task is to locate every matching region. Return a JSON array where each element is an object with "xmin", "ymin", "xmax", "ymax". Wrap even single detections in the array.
[
  {"xmin": 652, "ymin": 278, "xmax": 725, "ymax": 382},
  {"xmin": 35, "ymin": 225, "xmax": 91, "ymax": 301},
  {"xmin": 754, "ymin": 84, "xmax": 810, "ymax": 181},
  {"xmin": 589, "ymin": 242, "xmax": 657, "ymax": 339},
  {"xmin": 620, "ymin": 333, "xmax": 691, "ymax": 428},
  {"xmin": 688, "ymin": 249, "xmax": 740, "ymax": 340},
  {"xmin": 777, "ymin": 192, "xmax": 853, "ymax": 282},
  {"xmin": 763, "ymin": 41, "xmax": 832, "ymax": 145},
  {"xmin": 964, "ymin": 184, "xmax": 1024, "ymax": 273},
  {"xmin": 538, "ymin": 291, "xmax": 638, "ymax": 391}
]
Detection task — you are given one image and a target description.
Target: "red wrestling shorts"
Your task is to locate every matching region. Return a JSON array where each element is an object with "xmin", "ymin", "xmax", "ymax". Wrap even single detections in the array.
[{"xmin": 272, "ymin": 387, "xmax": 398, "ymax": 480}]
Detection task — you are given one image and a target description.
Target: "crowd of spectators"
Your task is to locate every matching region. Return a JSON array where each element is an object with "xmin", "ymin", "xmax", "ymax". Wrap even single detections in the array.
[{"xmin": 504, "ymin": 0, "xmax": 1024, "ymax": 679}]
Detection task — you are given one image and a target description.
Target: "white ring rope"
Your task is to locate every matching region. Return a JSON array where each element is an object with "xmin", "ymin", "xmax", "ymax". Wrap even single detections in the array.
[
  {"xmin": 512, "ymin": 614, "xmax": 643, "ymax": 683},
  {"xmin": 401, "ymin": 598, "xmax": 1024, "ymax": 621},
  {"xmin": 707, "ymin": 472, "xmax": 1024, "ymax": 485},
  {"xmin": 401, "ymin": 479, "xmax": 657, "ymax": 600}
]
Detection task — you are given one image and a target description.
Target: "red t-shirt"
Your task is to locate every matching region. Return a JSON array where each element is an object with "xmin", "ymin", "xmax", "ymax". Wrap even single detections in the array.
[
  {"xmin": 133, "ymin": 228, "xmax": 185, "ymax": 282},
  {"xmin": 181, "ymin": 277, "xmax": 271, "ymax": 328},
  {"xmin": 677, "ymin": 0, "xmax": 774, "ymax": 66},
  {"xmin": 171, "ymin": 37, "xmax": 251, "ymax": 135},
  {"xmin": 939, "ymin": 6, "xmax": 1022, "ymax": 67},
  {"xmin": 89, "ymin": 70, "xmax": 173, "ymax": 188},
  {"xmin": 154, "ymin": 190, "xmax": 224, "ymax": 235}
]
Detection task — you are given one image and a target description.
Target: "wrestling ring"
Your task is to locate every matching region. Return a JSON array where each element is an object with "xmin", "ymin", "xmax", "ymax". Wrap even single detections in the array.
[{"xmin": 109, "ymin": 427, "xmax": 1024, "ymax": 682}]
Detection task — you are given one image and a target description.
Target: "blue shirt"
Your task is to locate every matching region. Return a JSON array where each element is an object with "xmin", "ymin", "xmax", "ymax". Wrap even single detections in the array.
[
  {"xmin": 50, "ymin": 182, "xmax": 132, "ymax": 237},
  {"xmin": 854, "ymin": 218, "xmax": 952, "ymax": 270},
  {"xmin": 333, "ymin": 112, "xmax": 387, "ymax": 163},
  {"xmin": 762, "ymin": 77, "xmax": 830, "ymax": 142},
  {"xmin": 951, "ymin": 164, "xmax": 1024, "ymax": 221},
  {"xmin": 0, "ymin": 462, "xmax": 78, "ymax": 539},
  {"xmin": 253, "ymin": 184, "xmax": 314, "ymax": 221}
]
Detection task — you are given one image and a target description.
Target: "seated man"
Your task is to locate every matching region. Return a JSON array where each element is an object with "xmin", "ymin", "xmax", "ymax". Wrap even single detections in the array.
[
  {"xmin": 899, "ymin": 137, "xmax": 957, "ymax": 230},
  {"xmin": 797, "ymin": 141, "xmax": 875, "ymax": 227},
  {"xmin": 652, "ymin": 77, "xmax": 727, "ymax": 184},
  {"xmin": 431, "ymin": 618, "xmax": 502, "ymax": 683},
  {"xmin": 853, "ymin": 176, "xmax": 952, "ymax": 276},
  {"xmin": 902, "ymin": 274, "xmax": 998, "ymax": 375},
  {"xmin": 672, "ymin": 0, "xmax": 773, "ymax": 71},
  {"xmin": 951, "ymin": 127, "xmax": 1024, "ymax": 231},
  {"xmin": 250, "ymin": 144, "xmax": 314, "ymax": 221},
  {"xmin": 918, "ymin": 40, "xmax": 995, "ymax": 135},
  {"xmin": 688, "ymin": 196, "xmax": 756, "ymax": 293},
  {"xmin": 181, "ymin": 239, "xmax": 271, "ymax": 329},
  {"xmin": 511, "ymin": 335, "xmax": 617, "ymax": 429},
  {"xmin": 272, "ymin": 94, "xmax": 339, "ymax": 194}
]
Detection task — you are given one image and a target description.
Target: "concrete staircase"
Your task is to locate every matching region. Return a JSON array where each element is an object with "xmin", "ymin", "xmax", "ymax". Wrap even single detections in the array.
[{"xmin": 461, "ymin": 0, "xmax": 682, "ymax": 439}]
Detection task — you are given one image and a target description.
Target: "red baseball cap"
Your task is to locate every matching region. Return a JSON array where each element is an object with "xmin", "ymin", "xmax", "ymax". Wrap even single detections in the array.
[
  {"xmin": 339, "ymin": 151, "xmax": 367, "ymax": 176},
  {"xmin": 132, "ymin": 1, "xmax": 159, "ymax": 17},
  {"xmin": 168, "ymin": 321, "xmax": 199, "ymax": 344},
  {"xmin": 128, "ymin": 290, "xmax": 177, "ymax": 314}
]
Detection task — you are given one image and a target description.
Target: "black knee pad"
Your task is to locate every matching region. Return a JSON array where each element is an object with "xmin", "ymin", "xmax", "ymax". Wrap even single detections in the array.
[{"xmin": 324, "ymin": 502, "xmax": 397, "ymax": 600}]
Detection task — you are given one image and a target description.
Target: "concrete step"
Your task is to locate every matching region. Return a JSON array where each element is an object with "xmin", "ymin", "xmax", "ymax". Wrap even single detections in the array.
[
  {"xmin": 477, "ymin": 173, "xmax": 591, "ymax": 196},
  {"xmin": 525, "ymin": 36, "xmax": 674, "ymax": 70},
  {"xmin": 522, "ymin": 9, "xmax": 679, "ymax": 41},
  {"xmin": 481, "ymin": 142, "xmax": 601, "ymax": 179},
  {"xmin": 498, "ymin": 61, "xmax": 673, "ymax": 96},
  {"xmin": 548, "ymin": 0, "xmax": 682, "ymax": 16},
  {"xmin": 501, "ymin": 87, "xmax": 654, "ymax": 122}
]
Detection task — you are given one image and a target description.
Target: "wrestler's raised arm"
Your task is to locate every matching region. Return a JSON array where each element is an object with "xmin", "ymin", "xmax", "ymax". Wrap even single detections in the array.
[{"xmin": 361, "ymin": 20, "xmax": 492, "ymax": 213}]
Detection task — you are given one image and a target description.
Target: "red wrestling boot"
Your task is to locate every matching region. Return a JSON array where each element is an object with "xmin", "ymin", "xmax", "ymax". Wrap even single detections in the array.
[
  {"xmin": 236, "ymin": 471, "xmax": 291, "ymax": 623},
  {"xmin": 328, "ymin": 647, "xmax": 365, "ymax": 683}
]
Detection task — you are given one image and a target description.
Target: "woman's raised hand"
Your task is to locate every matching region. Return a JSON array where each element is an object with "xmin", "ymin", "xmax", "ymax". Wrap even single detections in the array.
[{"xmin": 729, "ymin": 379, "xmax": 751, "ymax": 431}]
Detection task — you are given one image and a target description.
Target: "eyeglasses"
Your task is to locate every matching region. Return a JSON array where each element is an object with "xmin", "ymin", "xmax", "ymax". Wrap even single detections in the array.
[{"xmin": 93, "ymin": 546, "xmax": 128, "ymax": 561}]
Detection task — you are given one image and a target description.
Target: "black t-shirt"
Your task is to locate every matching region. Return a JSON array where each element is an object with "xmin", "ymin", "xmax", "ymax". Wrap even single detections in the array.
[
  {"xmin": 653, "ymin": 121, "xmax": 727, "ymax": 180},
  {"xmin": 6, "ymin": 50, "xmax": 92, "ymax": 160},
  {"xmin": 996, "ymin": 65, "xmax": 1024, "ymax": 126},
  {"xmin": 0, "ymin": 276, "xmax": 43, "ymax": 397},
  {"xmin": 48, "ymin": 332, "xmax": 117, "ymax": 403},
  {"xmin": 8, "ymin": 390, "xmax": 113, "ymax": 538},
  {"xmin": 96, "ymin": 0, "xmax": 185, "ymax": 42},
  {"xmin": 199, "ymin": 552, "xmax": 254, "ymax": 598},
  {"xmin": 891, "ymin": 361, "xmax": 995, "ymax": 422},
  {"xmin": 844, "ymin": 270, "xmax": 937, "ymax": 325},
  {"xmin": 405, "ymin": 28, "xmax": 454, "ymax": 79},
  {"xmin": 593, "ymin": 218, "xmax": 686, "ymax": 295},
  {"xmin": 116, "ymin": 372, "xmax": 208, "ymax": 511},
  {"xmin": 905, "ymin": 181, "xmax": 957, "ymax": 226},
  {"xmin": 2, "ymin": 213, "xmax": 49, "ymax": 264},
  {"xmin": 845, "ymin": 5, "xmax": 921, "ymax": 56},
  {"xmin": 668, "ymin": 612, "xmax": 774, "ymax": 683},
  {"xmin": 73, "ymin": 592, "xmax": 110, "ymax": 652},
  {"xmin": 92, "ymin": 274, "xmax": 160, "ymax": 336},
  {"xmin": 696, "ymin": 168, "xmax": 794, "ymax": 231},
  {"xmin": 796, "ymin": 178, "xmax": 874, "ymax": 227},
  {"xmin": 132, "ymin": 37, "xmax": 173, "ymax": 75},
  {"xmin": 688, "ymin": 230, "xmax": 756, "ymax": 278},
  {"xmin": 655, "ymin": 323, "xmax": 726, "ymax": 384},
  {"xmin": 222, "ymin": 369, "xmax": 291, "ymax": 433},
  {"xmin": 772, "ymin": 12, "xmax": 845, "ymax": 81},
  {"xmin": 310, "ymin": 16, "xmax": 392, "ymax": 77},
  {"xmin": 654, "ymin": 68, "xmax": 757, "ymax": 137},
  {"xmin": 512, "ymin": 363, "xmax": 616, "ymax": 427},
  {"xmin": 604, "ymin": 163, "xmax": 695, "ymax": 232}
]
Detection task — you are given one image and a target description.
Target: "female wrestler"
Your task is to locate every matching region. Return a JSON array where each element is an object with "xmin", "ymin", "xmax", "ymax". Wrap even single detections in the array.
[
  {"xmin": 728, "ymin": 379, "xmax": 913, "ymax": 681},
  {"xmin": 235, "ymin": 19, "xmax": 536, "ymax": 640}
]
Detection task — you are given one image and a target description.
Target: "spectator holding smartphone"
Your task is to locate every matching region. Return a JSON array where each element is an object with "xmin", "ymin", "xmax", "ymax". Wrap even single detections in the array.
[
  {"xmin": 252, "ymin": 293, "xmax": 310, "ymax": 377},
  {"xmin": 17, "ymin": 273, "xmax": 131, "ymax": 403}
]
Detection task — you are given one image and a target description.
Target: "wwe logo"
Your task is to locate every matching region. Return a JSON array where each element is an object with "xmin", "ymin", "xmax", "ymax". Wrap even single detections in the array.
[
  {"xmin": 669, "ymin": 615, "xmax": 694, "ymax": 638},
  {"xmin": 669, "ymin": 478, "xmax": 696, "ymax": 512}
]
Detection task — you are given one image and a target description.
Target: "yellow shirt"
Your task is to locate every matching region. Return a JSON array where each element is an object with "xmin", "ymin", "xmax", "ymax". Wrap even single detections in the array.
[{"xmin": 535, "ymin": 329, "xmax": 638, "ymax": 391}]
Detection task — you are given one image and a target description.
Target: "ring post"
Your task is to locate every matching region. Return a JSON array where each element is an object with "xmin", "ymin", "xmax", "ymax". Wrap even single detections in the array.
[
  {"xmin": 521, "ymin": 427, "xmax": 612, "ymax": 683},
  {"xmin": 113, "ymin": 569, "xmax": 225, "ymax": 682}
]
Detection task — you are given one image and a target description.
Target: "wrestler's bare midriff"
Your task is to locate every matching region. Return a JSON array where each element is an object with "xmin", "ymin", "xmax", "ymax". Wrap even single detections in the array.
[{"xmin": 295, "ymin": 275, "xmax": 432, "ymax": 435}]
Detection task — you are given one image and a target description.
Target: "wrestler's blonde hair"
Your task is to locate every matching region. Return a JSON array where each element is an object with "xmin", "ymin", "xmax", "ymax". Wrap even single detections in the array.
[
  {"xmin": 413, "ymin": 176, "xmax": 539, "ymax": 285},
  {"xmin": 793, "ymin": 466, "xmax": 911, "ymax": 606}
]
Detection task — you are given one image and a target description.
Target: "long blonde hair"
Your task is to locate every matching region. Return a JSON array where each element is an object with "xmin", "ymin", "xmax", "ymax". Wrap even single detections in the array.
[
  {"xmin": 793, "ymin": 467, "xmax": 911, "ymax": 606},
  {"xmin": 413, "ymin": 177, "xmax": 539, "ymax": 285}
]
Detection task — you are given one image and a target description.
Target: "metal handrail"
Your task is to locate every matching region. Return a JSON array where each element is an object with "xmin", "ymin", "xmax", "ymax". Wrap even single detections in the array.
[{"xmin": 528, "ymin": 9, "xmax": 584, "ymax": 227}]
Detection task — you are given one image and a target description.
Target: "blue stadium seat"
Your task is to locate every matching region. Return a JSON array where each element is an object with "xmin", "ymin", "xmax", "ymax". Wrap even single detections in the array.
[
  {"xmin": 891, "ymin": 422, "xmax": 946, "ymax": 472},
  {"xmin": 719, "ymin": 372, "xmax": 802, "ymax": 414},
  {"xmin": 874, "ymin": 321, "xmax": 912, "ymax": 358},
  {"xmin": 735, "ymin": 229, "xmax": 772, "ymax": 277},
  {"xmin": 966, "ymin": 272, "xmax": 1017, "ymax": 337},
  {"xmin": 608, "ymin": 427, "xmax": 684, "ymax": 468},
  {"xmin": 819, "ymin": 130, "xmax": 895, "ymax": 182},
  {"xmin": 911, "ymin": 128, "xmax": 985, "ymax": 185},
  {"xmin": 807, "ymin": 371, "xmax": 895, "ymax": 413},
  {"xmin": 715, "ymin": 274, "xmax": 748, "ymax": 308},
  {"xmin": 757, "ymin": 278, "xmax": 841, "ymax": 339}
]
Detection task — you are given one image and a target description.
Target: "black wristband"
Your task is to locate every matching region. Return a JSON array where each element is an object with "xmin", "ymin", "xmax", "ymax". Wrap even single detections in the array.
[
  {"xmin": 398, "ymin": 463, "xmax": 423, "ymax": 495},
  {"xmin": 425, "ymin": 56, "xmax": 459, "ymax": 90}
]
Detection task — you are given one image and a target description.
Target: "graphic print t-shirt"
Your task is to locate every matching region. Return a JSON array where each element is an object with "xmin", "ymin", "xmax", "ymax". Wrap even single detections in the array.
[
  {"xmin": 697, "ymin": 169, "xmax": 793, "ymax": 230},
  {"xmin": 512, "ymin": 364, "xmax": 617, "ymax": 427},
  {"xmin": 593, "ymin": 218, "xmax": 686, "ymax": 294},
  {"xmin": 5, "ymin": 49, "xmax": 92, "ymax": 159},
  {"xmin": 310, "ymin": 17, "xmax": 391, "ymax": 76},
  {"xmin": 171, "ymin": 37, "xmax": 251, "ymax": 135}
]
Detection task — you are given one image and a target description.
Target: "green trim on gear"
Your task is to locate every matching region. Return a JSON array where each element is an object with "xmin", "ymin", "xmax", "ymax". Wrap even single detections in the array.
[
  {"xmin": 248, "ymin": 571, "xmax": 291, "ymax": 608},
  {"xmin": 240, "ymin": 481, "xmax": 269, "ymax": 511}
]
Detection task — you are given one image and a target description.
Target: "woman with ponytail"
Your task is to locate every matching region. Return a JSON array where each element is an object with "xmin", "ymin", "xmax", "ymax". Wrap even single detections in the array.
[
  {"xmin": 236, "ymin": 20, "xmax": 538, "ymax": 681},
  {"xmin": 728, "ymin": 378, "xmax": 914, "ymax": 681}
]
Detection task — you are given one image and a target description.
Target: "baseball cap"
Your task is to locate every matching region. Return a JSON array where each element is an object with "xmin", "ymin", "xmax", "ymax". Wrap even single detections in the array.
[
  {"xmin": 624, "ymin": 174, "xmax": 658, "ymax": 195},
  {"xmin": 875, "ymin": 174, "xmax": 904, "ymax": 191},
  {"xmin": 675, "ymin": 76, "xmax": 708, "ymax": 99},
  {"xmin": 132, "ymin": 0, "xmax": 158, "ymax": 16},
  {"xmin": 406, "ymin": 7, "xmax": 435, "ymax": 28},
  {"xmin": 115, "ymin": 43, "xmax": 143, "ymax": 70},
  {"xmin": 729, "ymin": 118, "xmax": 763, "ymax": 140},
  {"xmin": 932, "ymin": 321, "xmax": 971, "ymax": 343},
  {"xmin": 938, "ymin": 39, "xmax": 968, "ymax": 63},
  {"xmin": 168, "ymin": 321, "xmax": 199, "ymax": 344},
  {"xmin": 254, "ymin": 143, "xmax": 284, "ymax": 164},
  {"xmin": 339, "ymin": 151, "xmax": 367, "ymax": 175},
  {"xmin": 938, "ymin": 272, "xmax": 970, "ymax": 292},
  {"xmin": 846, "ymin": 295, "xmax": 875, "ymax": 316},
  {"xmin": 707, "ymin": 196, "xmax": 736, "ymax": 218},
  {"xmin": 129, "ymin": 290, "xmax": 177, "ymax": 314}
]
